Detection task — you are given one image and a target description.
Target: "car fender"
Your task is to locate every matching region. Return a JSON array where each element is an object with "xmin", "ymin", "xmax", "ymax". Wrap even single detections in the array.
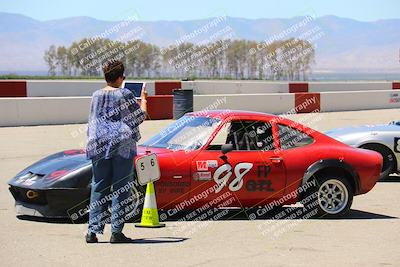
[
  {"xmin": 302, "ymin": 159, "xmax": 360, "ymax": 194},
  {"xmin": 355, "ymin": 139, "xmax": 399, "ymax": 173}
]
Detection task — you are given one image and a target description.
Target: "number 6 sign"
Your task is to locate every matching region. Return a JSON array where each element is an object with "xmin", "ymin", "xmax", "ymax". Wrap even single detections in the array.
[{"xmin": 135, "ymin": 153, "xmax": 161, "ymax": 185}]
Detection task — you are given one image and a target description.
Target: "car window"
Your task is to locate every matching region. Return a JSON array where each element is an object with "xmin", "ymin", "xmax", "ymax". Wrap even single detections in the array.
[
  {"xmin": 208, "ymin": 120, "xmax": 274, "ymax": 151},
  {"xmin": 277, "ymin": 124, "xmax": 314, "ymax": 150},
  {"xmin": 142, "ymin": 116, "xmax": 221, "ymax": 150}
]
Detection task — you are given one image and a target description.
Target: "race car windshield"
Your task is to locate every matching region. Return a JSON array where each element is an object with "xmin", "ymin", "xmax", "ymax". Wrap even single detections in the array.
[{"xmin": 142, "ymin": 116, "xmax": 222, "ymax": 150}]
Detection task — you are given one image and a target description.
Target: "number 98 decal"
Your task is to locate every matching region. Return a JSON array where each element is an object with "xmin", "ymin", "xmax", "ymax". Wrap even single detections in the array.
[
  {"xmin": 213, "ymin": 163, "xmax": 253, "ymax": 193},
  {"xmin": 394, "ymin": 137, "xmax": 400, "ymax": 153}
]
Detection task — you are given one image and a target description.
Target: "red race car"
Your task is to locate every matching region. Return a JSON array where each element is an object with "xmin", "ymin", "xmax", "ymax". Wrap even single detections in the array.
[{"xmin": 9, "ymin": 110, "xmax": 382, "ymax": 220}]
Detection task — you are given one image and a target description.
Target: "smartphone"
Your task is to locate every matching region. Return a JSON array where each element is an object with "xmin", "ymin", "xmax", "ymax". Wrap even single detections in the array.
[{"xmin": 142, "ymin": 82, "xmax": 146, "ymax": 95}]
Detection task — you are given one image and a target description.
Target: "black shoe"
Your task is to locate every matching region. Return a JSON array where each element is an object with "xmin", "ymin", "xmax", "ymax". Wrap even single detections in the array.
[
  {"xmin": 85, "ymin": 233, "xmax": 98, "ymax": 243},
  {"xmin": 110, "ymin": 232, "xmax": 133, "ymax": 244}
]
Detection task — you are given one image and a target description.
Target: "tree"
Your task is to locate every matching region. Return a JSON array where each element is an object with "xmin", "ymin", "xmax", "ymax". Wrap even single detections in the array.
[
  {"xmin": 56, "ymin": 46, "xmax": 71, "ymax": 76},
  {"xmin": 44, "ymin": 45, "xmax": 57, "ymax": 76},
  {"xmin": 44, "ymin": 37, "xmax": 315, "ymax": 80}
]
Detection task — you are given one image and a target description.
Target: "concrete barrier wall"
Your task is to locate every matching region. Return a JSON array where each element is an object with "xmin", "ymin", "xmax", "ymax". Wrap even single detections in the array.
[
  {"xmin": 27, "ymin": 80, "xmax": 105, "ymax": 97},
  {"xmin": 0, "ymin": 95, "xmax": 175, "ymax": 127},
  {"xmin": 0, "ymin": 90, "xmax": 399, "ymax": 126},
  {"xmin": 1, "ymin": 80, "xmax": 398, "ymax": 97},
  {"xmin": 194, "ymin": 93, "xmax": 294, "ymax": 114},
  {"xmin": 320, "ymin": 90, "xmax": 400, "ymax": 112},
  {"xmin": 1, "ymin": 80, "xmax": 400, "ymax": 126},
  {"xmin": 0, "ymin": 80, "xmax": 27, "ymax": 97},
  {"xmin": 0, "ymin": 97, "xmax": 91, "ymax": 127},
  {"xmin": 27, "ymin": 80, "xmax": 160, "ymax": 97},
  {"xmin": 25, "ymin": 80, "xmax": 182, "ymax": 97},
  {"xmin": 183, "ymin": 81, "xmax": 289, "ymax": 94},
  {"xmin": 155, "ymin": 81, "xmax": 181, "ymax": 95},
  {"xmin": 309, "ymin": 82, "xmax": 393, "ymax": 92},
  {"xmin": 193, "ymin": 90, "xmax": 400, "ymax": 115},
  {"xmin": 184, "ymin": 81, "xmax": 397, "ymax": 94}
]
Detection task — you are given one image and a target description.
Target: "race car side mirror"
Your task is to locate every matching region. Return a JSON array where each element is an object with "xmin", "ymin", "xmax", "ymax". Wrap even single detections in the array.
[{"xmin": 221, "ymin": 144, "xmax": 234, "ymax": 155}]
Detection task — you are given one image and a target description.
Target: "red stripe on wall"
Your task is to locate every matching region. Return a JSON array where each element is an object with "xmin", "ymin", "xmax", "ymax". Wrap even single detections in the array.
[
  {"xmin": 155, "ymin": 81, "xmax": 181, "ymax": 95},
  {"xmin": 289, "ymin": 83, "xmax": 308, "ymax": 93},
  {"xmin": 0, "ymin": 81, "xmax": 27, "ymax": 97},
  {"xmin": 295, "ymin": 93, "xmax": 320, "ymax": 113},
  {"xmin": 146, "ymin": 95, "xmax": 173, "ymax": 119},
  {"xmin": 393, "ymin": 82, "xmax": 400, "ymax": 90}
]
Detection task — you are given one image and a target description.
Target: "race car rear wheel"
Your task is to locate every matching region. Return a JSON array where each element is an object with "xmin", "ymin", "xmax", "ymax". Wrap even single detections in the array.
[
  {"xmin": 305, "ymin": 175, "xmax": 354, "ymax": 218},
  {"xmin": 360, "ymin": 144, "xmax": 395, "ymax": 180}
]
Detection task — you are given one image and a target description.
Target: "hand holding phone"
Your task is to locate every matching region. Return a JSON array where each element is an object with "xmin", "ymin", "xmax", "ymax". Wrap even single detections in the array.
[{"xmin": 140, "ymin": 82, "xmax": 148, "ymax": 100}]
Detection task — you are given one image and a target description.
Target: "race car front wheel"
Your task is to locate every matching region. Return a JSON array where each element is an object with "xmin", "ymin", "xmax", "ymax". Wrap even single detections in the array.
[{"xmin": 305, "ymin": 175, "xmax": 354, "ymax": 218}]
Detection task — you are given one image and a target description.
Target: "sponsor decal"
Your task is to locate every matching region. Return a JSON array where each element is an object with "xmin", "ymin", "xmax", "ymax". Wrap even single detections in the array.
[
  {"xmin": 47, "ymin": 170, "xmax": 69, "ymax": 180},
  {"xmin": 214, "ymin": 163, "xmax": 253, "ymax": 193},
  {"xmin": 15, "ymin": 173, "xmax": 40, "ymax": 185},
  {"xmin": 64, "ymin": 149, "xmax": 85, "ymax": 155},
  {"xmin": 158, "ymin": 181, "xmax": 190, "ymax": 187},
  {"xmin": 15, "ymin": 174, "xmax": 31, "ymax": 184},
  {"xmin": 207, "ymin": 160, "xmax": 218, "ymax": 168},
  {"xmin": 246, "ymin": 179, "xmax": 274, "ymax": 191},
  {"xmin": 23, "ymin": 176, "xmax": 39, "ymax": 186},
  {"xmin": 157, "ymin": 181, "xmax": 190, "ymax": 194},
  {"xmin": 394, "ymin": 137, "xmax": 400, "ymax": 153},
  {"xmin": 196, "ymin": 161, "xmax": 208, "ymax": 171},
  {"xmin": 246, "ymin": 165, "xmax": 274, "ymax": 192},
  {"xmin": 195, "ymin": 171, "xmax": 212, "ymax": 181},
  {"xmin": 389, "ymin": 93, "xmax": 400, "ymax": 103}
]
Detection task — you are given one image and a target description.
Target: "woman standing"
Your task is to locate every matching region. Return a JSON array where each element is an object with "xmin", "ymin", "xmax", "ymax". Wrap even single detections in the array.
[{"xmin": 85, "ymin": 59, "xmax": 147, "ymax": 243}]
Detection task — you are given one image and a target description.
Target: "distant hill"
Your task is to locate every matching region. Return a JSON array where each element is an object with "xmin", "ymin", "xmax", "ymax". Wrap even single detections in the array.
[{"xmin": 0, "ymin": 12, "xmax": 399, "ymax": 73}]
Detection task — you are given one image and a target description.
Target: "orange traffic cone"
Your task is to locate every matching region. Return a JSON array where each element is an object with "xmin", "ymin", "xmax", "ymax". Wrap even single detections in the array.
[{"xmin": 135, "ymin": 181, "xmax": 165, "ymax": 228}]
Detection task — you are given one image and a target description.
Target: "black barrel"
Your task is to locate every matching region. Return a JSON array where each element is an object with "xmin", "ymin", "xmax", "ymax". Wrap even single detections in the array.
[{"xmin": 173, "ymin": 89, "xmax": 193, "ymax": 119}]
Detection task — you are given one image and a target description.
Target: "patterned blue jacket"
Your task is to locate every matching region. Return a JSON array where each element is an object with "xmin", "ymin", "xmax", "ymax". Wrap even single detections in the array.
[{"xmin": 86, "ymin": 88, "xmax": 146, "ymax": 160}]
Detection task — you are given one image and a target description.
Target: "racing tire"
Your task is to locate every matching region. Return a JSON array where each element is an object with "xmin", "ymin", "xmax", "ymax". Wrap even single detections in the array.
[
  {"xmin": 360, "ymin": 144, "xmax": 395, "ymax": 180},
  {"xmin": 303, "ymin": 175, "xmax": 354, "ymax": 219}
]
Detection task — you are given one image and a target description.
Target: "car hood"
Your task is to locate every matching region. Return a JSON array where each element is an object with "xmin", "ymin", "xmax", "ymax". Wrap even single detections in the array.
[
  {"xmin": 9, "ymin": 149, "xmax": 91, "ymax": 189},
  {"xmin": 136, "ymin": 145, "xmax": 174, "ymax": 156},
  {"xmin": 9, "ymin": 147, "xmax": 175, "ymax": 189},
  {"xmin": 326, "ymin": 124, "xmax": 400, "ymax": 135},
  {"xmin": 325, "ymin": 124, "xmax": 400, "ymax": 146}
]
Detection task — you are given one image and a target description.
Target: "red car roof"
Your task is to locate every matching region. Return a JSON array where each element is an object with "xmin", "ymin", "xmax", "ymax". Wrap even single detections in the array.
[{"xmin": 187, "ymin": 109, "xmax": 323, "ymax": 139}]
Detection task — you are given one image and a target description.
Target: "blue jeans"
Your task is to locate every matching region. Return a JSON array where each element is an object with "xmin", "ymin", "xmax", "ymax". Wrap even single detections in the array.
[{"xmin": 88, "ymin": 155, "xmax": 134, "ymax": 234}]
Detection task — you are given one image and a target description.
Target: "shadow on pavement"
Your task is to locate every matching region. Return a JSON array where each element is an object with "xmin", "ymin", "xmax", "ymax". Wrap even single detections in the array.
[
  {"xmin": 17, "ymin": 207, "xmax": 397, "ymax": 224},
  {"xmin": 378, "ymin": 175, "xmax": 400, "ymax": 183},
  {"xmin": 131, "ymin": 237, "xmax": 188, "ymax": 244},
  {"xmin": 17, "ymin": 215, "xmax": 74, "ymax": 224},
  {"xmin": 339, "ymin": 209, "xmax": 397, "ymax": 220},
  {"xmin": 94, "ymin": 237, "xmax": 189, "ymax": 245},
  {"xmin": 159, "ymin": 206, "xmax": 398, "ymax": 221}
]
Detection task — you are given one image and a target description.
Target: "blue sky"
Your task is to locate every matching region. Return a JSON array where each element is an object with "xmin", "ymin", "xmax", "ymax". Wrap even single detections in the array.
[{"xmin": 0, "ymin": 0, "xmax": 399, "ymax": 21}]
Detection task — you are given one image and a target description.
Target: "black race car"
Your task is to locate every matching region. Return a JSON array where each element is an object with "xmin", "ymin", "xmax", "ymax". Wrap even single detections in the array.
[{"xmin": 8, "ymin": 149, "xmax": 143, "ymax": 221}]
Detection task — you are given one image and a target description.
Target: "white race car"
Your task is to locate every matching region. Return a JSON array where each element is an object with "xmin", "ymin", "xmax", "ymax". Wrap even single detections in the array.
[{"xmin": 326, "ymin": 121, "xmax": 400, "ymax": 180}]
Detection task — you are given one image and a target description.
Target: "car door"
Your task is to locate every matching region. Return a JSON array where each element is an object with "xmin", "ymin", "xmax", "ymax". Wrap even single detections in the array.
[
  {"xmin": 189, "ymin": 118, "xmax": 287, "ymax": 209},
  {"xmin": 274, "ymin": 122, "xmax": 316, "ymax": 196}
]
